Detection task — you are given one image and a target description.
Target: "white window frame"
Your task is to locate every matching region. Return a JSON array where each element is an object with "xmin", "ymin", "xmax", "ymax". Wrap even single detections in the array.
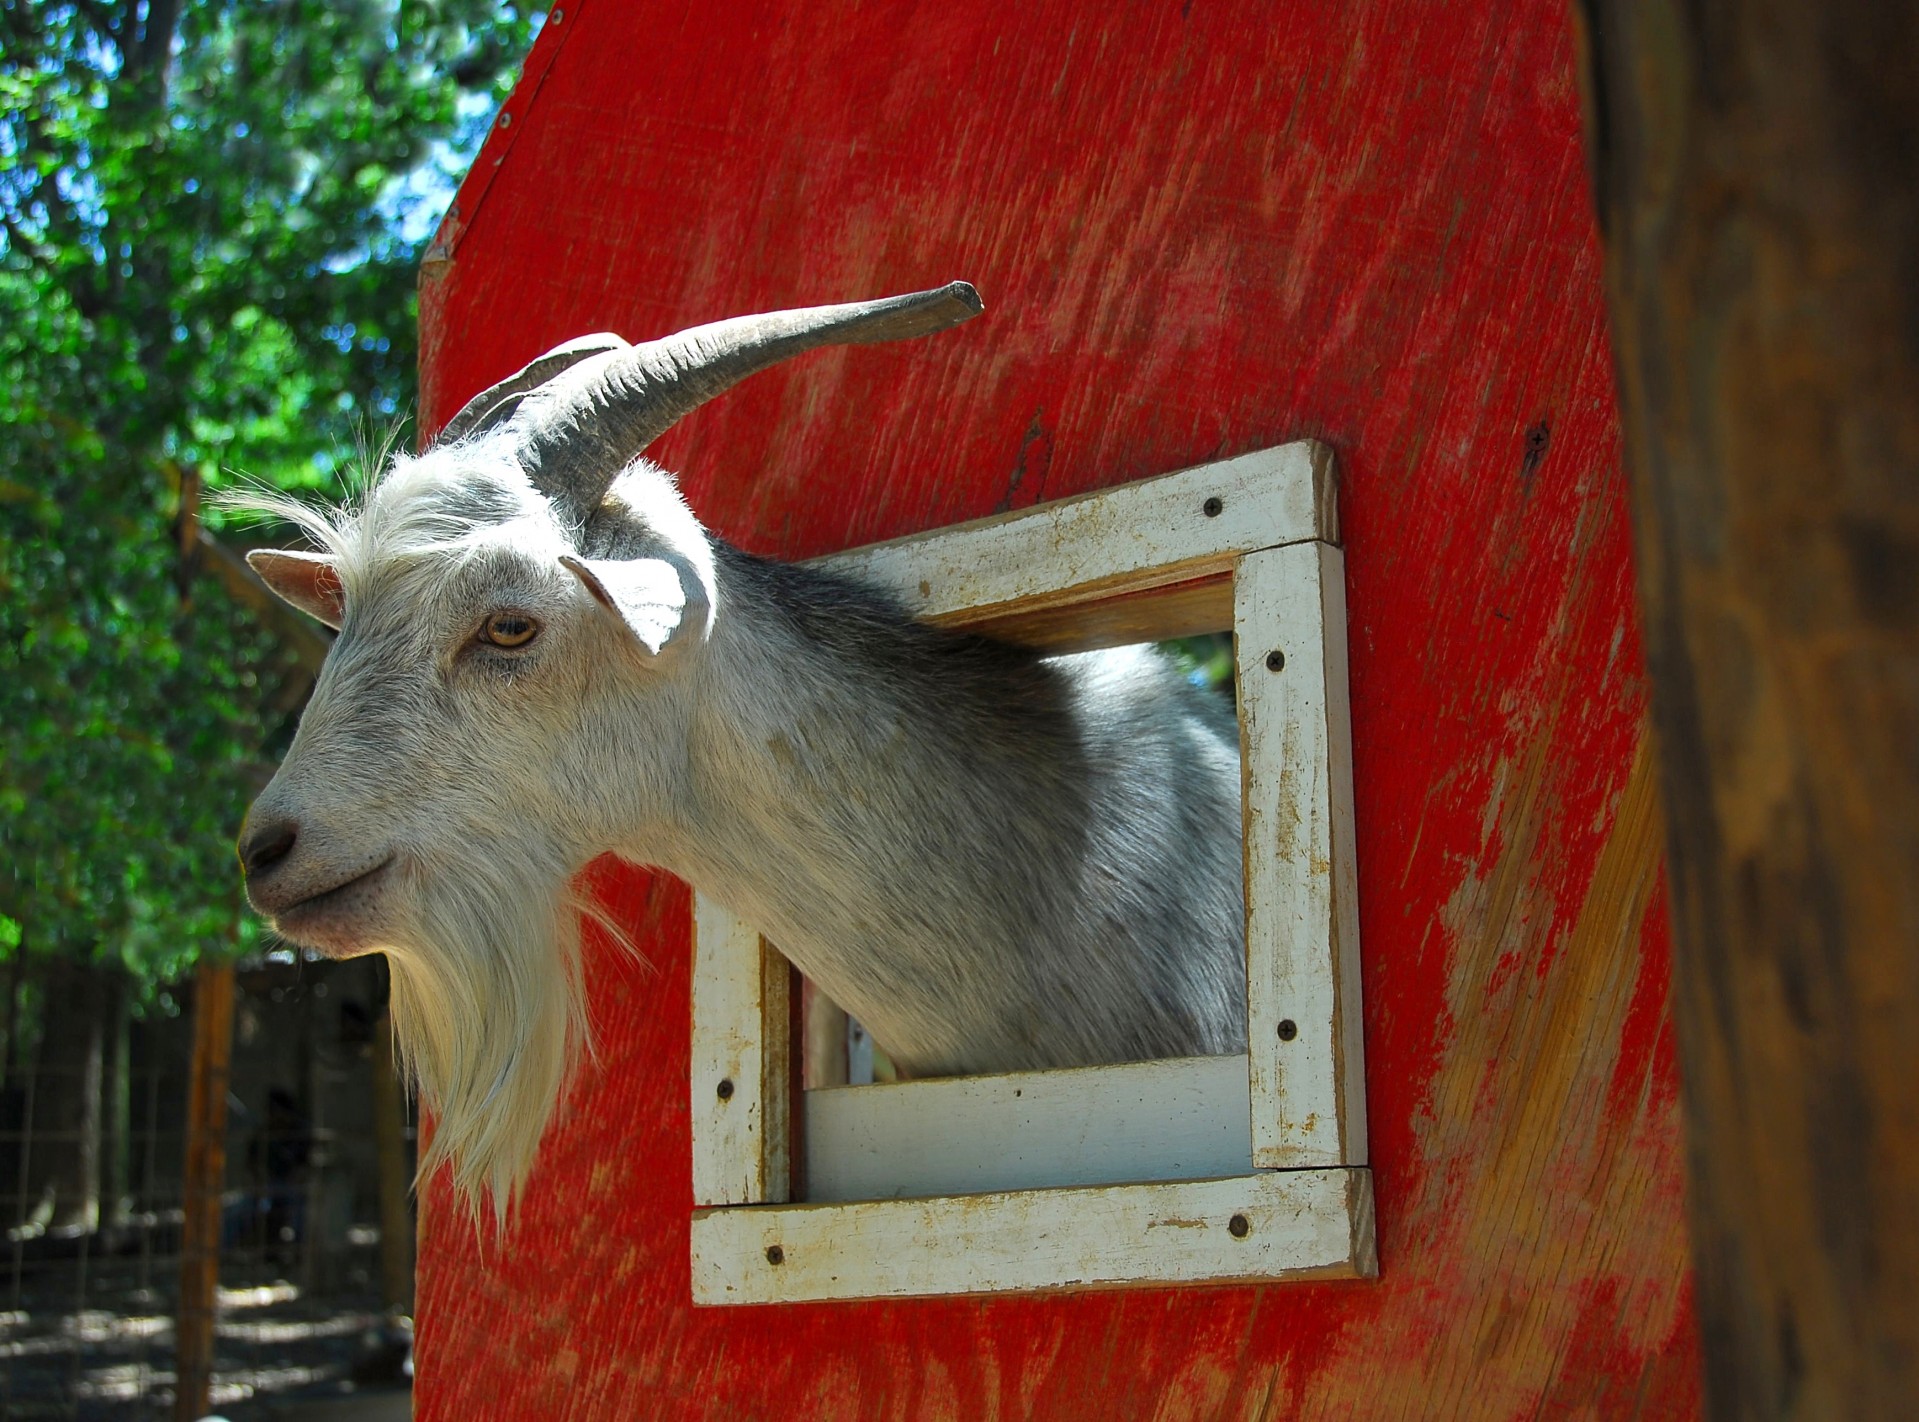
[{"xmin": 688, "ymin": 443, "xmax": 1371, "ymax": 1304}]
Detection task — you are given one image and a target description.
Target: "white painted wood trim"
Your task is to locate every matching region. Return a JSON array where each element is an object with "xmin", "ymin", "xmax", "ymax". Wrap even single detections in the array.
[
  {"xmin": 689, "ymin": 446, "xmax": 1370, "ymax": 1299},
  {"xmin": 691, "ymin": 1167, "xmax": 1375, "ymax": 1305},
  {"xmin": 804, "ymin": 1054, "xmax": 1253, "ymax": 1202},
  {"xmin": 814, "ymin": 442, "xmax": 1336, "ymax": 622},
  {"xmin": 690, "ymin": 896, "xmax": 791, "ymax": 1206},
  {"xmin": 1236, "ymin": 543, "xmax": 1367, "ymax": 1168}
]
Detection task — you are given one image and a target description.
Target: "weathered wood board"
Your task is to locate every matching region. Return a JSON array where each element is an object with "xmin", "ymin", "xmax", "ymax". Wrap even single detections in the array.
[
  {"xmin": 413, "ymin": 0, "xmax": 1701, "ymax": 1415},
  {"xmin": 688, "ymin": 897, "xmax": 789, "ymax": 1208},
  {"xmin": 691, "ymin": 1169, "xmax": 1373, "ymax": 1305}
]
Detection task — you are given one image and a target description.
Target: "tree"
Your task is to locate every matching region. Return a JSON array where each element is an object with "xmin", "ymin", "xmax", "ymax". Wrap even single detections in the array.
[{"xmin": 0, "ymin": 0, "xmax": 541, "ymax": 1228}]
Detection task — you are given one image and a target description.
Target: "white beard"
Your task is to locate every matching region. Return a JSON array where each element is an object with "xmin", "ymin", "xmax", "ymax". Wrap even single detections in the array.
[{"xmin": 381, "ymin": 840, "xmax": 592, "ymax": 1221}]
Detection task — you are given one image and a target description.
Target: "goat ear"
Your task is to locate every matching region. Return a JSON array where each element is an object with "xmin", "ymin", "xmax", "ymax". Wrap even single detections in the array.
[
  {"xmin": 559, "ymin": 555, "xmax": 690, "ymax": 657},
  {"xmin": 247, "ymin": 549, "xmax": 344, "ymax": 630}
]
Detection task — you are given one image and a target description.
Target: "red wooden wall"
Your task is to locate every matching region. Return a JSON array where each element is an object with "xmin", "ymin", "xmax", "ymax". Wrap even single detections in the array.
[{"xmin": 415, "ymin": 0, "xmax": 1702, "ymax": 1415}]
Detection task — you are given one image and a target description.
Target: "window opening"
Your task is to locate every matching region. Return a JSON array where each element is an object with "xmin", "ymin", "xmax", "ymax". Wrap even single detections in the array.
[{"xmin": 689, "ymin": 442, "xmax": 1371, "ymax": 1304}]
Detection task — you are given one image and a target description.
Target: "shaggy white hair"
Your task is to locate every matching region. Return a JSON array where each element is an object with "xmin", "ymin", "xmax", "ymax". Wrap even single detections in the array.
[
  {"xmin": 226, "ymin": 459, "xmax": 623, "ymax": 1219},
  {"xmin": 386, "ymin": 837, "xmax": 593, "ymax": 1215}
]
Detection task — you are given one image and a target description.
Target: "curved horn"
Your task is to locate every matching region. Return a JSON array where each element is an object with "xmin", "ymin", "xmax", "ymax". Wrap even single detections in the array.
[
  {"xmin": 508, "ymin": 281, "xmax": 983, "ymax": 518},
  {"xmin": 430, "ymin": 333, "xmax": 631, "ymax": 449}
]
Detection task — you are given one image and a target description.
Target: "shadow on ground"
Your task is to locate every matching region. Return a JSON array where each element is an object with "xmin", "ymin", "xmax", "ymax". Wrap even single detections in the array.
[{"xmin": 4, "ymin": 1262, "xmax": 412, "ymax": 1421}]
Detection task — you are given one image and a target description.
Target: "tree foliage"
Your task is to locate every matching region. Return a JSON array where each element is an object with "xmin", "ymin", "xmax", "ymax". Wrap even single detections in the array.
[{"xmin": 0, "ymin": 0, "xmax": 540, "ymax": 996}]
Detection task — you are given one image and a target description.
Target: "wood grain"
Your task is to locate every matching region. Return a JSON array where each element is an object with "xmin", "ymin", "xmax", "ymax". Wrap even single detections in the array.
[
  {"xmin": 1236, "ymin": 542, "xmax": 1365, "ymax": 1170},
  {"xmin": 413, "ymin": 0, "xmax": 1702, "ymax": 1414},
  {"xmin": 691, "ymin": 1168, "xmax": 1373, "ymax": 1305},
  {"xmin": 1578, "ymin": 1, "xmax": 1919, "ymax": 1414},
  {"xmin": 813, "ymin": 442, "xmax": 1334, "ymax": 621},
  {"xmin": 951, "ymin": 572, "xmax": 1234, "ymax": 655},
  {"xmin": 688, "ymin": 897, "xmax": 789, "ymax": 1207}
]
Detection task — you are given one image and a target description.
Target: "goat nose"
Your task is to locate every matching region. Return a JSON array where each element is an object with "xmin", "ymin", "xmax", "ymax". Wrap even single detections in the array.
[{"xmin": 239, "ymin": 817, "xmax": 299, "ymax": 879}]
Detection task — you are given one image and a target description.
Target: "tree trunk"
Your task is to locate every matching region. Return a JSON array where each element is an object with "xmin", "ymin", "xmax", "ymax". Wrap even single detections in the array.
[
  {"xmin": 175, "ymin": 960, "xmax": 235, "ymax": 1422},
  {"xmin": 1, "ymin": 944, "xmax": 26, "ymax": 1090},
  {"xmin": 26, "ymin": 958, "xmax": 111, "ymax": 1232},
  {"xmin": 100, "ymin": 979, "xmax": 131, "ymax": 1230},
  {"xmin": 1574, "ymin": 2, "xmax": 1919, "ymax": 1417}
]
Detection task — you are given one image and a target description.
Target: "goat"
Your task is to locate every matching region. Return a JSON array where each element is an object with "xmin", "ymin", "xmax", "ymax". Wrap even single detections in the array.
[{"xmin": 235, "ymin": 284, "xmax": 1246, "ymax": 1212}]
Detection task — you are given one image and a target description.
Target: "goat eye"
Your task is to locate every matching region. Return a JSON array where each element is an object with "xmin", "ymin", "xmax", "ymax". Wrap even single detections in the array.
[{"xmin": 480, "ymin": 612, "xmax": 539, "ymax": 648}]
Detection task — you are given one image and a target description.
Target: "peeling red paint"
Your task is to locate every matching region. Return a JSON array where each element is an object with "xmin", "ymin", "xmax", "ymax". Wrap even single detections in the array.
[{"xmin": 414, "ymin": 0, "xmax": 1701, "ymax": 1415}]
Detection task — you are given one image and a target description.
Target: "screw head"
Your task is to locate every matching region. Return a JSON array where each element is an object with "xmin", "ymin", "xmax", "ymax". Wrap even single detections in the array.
[
  {"xmin": 1277, "ymin": 1019, "xmax": 1298, "ymax": 1041},
  {"xmin": 1228, "ymin": 1214, "xmax": 1251, "ymax": 1238},
  {"xmin": 1202, "ymin": 496, "xmax": 1224, "ymax": 518},
  {"xmin": 1265, "ymin": 649, "xmax": 1286, "ymax": 672},
  {"xmin": 765, "ymin": 1245, "xmax": 784, "ymax": 1265},
  {"xmin": 716, "ymin": 1078, "xmax": 735, "ymax": 1101}
]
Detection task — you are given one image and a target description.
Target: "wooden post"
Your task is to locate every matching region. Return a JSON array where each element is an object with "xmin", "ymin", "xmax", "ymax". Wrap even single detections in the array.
[
  {"xmin": 1575, "ymin": 2, "xmax": 1919, "ymax": 1416},
  {"xmin": 369, "ymin": 1010, "xmax": 415, "ymax": 1314},
  {"xmin": 174, "ymin": 961, "xmax": 235, "ymax": 1422}
]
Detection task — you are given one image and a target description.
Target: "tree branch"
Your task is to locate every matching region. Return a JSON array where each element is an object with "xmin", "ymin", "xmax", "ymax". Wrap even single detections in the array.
[{"xmin": 126, "ymin": 0, "xmax": 182, "ymax": 88}]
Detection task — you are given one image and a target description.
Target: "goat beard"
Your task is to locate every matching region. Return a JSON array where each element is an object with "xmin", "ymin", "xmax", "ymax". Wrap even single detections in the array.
[{"xmin": 380, "ymin": 840, "xmax": 593, "ymax": 1224}]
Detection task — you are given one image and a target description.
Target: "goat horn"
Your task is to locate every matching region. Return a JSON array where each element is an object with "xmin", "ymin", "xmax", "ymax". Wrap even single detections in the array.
[
  {"xmin": 506, "ymin": 281, "xmax": 984, "ymax": 518},
  {"xmin": 430, "ymin": 333, "xmax": 632, "ymax": 449}
]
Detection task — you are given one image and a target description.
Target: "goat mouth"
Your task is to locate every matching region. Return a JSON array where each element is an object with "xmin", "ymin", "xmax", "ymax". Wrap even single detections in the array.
[{"xmin": 272, "ymin": 859, "xmax": 396, "ymax": 954}]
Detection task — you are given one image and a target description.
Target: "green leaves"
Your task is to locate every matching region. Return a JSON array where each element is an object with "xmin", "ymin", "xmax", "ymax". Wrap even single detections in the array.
[{"xmin": 0, "ymin": 0, "xmax": 541, "ymax": 996}]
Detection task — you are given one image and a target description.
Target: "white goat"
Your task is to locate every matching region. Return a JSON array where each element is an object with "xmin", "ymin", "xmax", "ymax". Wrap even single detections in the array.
[{"xmin": 237, "ymin": 284, "xmax": 1246, "ymax": 1212}]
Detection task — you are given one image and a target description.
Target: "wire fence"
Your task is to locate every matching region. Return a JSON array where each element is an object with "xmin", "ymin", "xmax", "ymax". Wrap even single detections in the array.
[{"xmin": 0, "ymin": 956, "xmax": 411, "ymax": 1420}]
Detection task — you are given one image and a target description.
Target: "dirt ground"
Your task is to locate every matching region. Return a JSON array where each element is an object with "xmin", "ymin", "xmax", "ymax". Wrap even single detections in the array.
[{"xmin": 3, "ymin": 1265, "xmax": 412, "ymax": 1421}]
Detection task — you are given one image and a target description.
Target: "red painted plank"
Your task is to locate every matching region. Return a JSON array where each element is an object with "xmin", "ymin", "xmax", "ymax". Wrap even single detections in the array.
[{"xmin": 415, "ymin": 0, "xmax": 1701, "ymax": 1415}]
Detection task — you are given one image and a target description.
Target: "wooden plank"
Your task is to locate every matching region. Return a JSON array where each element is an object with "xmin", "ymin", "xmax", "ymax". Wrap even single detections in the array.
[
  {"xmin": 804, "ymin": 1054, "xmax": 1253, "ymax": 1202},
  {"xmin": 1580, "ymin": 2, "xmax": 1919, "ymax": 1414},
  {"xmin": 813, "ymin": 442, "xmax": 1337, "ymax": 620},
  {"xmin": 692, "ymin": 1167, "xmax": 1373, "ymax": 1304},
  {"xmin": 689, "ymin": 896, "xmax": 790, "ymax": 1206},
  {"xmin": 762, "ymin": 938, "xmax": 793, "ymax": 1201},
  {"xmin": 1237, "ymin": 543, "xmax": 1366, "ymax": 1168},
  {"xmin": 173, "ymin": 961, "xmax": 235, "ymax": 1422}
]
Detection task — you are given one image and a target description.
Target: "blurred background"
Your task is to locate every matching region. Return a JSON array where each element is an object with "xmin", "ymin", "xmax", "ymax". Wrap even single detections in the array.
[{"xmin": 0, "ymin": 2, "xmax": 549, "ymax": 1415}]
